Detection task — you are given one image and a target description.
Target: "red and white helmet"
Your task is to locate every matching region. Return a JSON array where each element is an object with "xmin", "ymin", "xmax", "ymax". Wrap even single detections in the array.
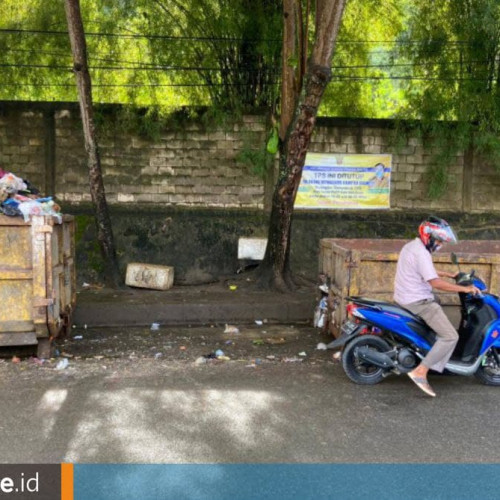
[{"xmin": 418, "ymin": 216, "xmax": 457, "ymax": 252}]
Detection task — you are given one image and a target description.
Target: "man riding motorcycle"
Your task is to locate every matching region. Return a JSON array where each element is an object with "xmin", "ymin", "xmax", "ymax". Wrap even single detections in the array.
[{"xmin": 394, "ymin": 216, "xmax": 480, "ymax": 397}]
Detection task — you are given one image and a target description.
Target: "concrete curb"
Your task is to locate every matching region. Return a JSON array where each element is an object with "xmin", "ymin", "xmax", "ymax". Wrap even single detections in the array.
[{"xmin": 73, "ymin": 291, "xmax": 317, "ymax": 327}]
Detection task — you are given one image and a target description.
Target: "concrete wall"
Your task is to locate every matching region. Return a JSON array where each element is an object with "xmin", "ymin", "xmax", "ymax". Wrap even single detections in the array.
[
  {"xmin": 73, "ymin": 208, "xmax": 500, "ymax": 285},
  {"xmin": 0, "ymin": 102, "xmax": 491, "ymax": 213},
  {"xmin": 54, "ymin": 109, "xmax": 267, "ymax": 209},
  {"xmin": 1, "ymin": 101, "xmax": 500, "ymax": 284}
]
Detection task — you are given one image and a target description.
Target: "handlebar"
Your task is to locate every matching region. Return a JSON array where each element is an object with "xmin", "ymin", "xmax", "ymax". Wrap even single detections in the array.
[{"xmin": 454, "ymin": 269, "xmax": 486, "ymax": 297}]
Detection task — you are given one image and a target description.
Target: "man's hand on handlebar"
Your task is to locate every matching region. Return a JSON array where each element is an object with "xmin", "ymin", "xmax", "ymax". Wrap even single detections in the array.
[{"xmin": 464, "ymin": 285, "xmax": 481, "ymax": 295}]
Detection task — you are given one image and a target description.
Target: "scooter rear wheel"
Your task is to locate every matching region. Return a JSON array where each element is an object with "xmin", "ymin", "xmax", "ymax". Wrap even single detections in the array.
[
  {"xmin": 342, "ymin": 335, "xmax": 391, "ymax": 385},
  {"xmin": 475, "ymin": 347, "xmax": 500, "ymax": 386}
]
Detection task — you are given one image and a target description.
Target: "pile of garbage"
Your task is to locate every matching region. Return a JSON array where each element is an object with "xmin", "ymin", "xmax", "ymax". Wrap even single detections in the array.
[{"xmin": 0, "ymin": 168, "xmax": 61, "ymax": 221}]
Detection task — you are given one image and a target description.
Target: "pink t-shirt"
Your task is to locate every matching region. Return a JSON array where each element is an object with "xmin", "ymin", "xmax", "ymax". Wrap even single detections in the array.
[{"xmin": 393, "ymin": 238, "xmax": 438, "ymax": 305}]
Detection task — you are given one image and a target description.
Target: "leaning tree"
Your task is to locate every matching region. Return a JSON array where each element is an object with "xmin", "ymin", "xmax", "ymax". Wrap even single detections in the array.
[
  {"xmin": 258, "ymin": 0, "xmax": 348, "ymax": 291},
  {"xmin": 64, "ymin": 0, "xmax": 121, "ymax": 287}
]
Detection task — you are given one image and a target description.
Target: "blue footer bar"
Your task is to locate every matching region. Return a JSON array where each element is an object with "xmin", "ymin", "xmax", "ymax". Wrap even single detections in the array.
[{"xmin": 73, "ymin": 463, "xmax": 500, "ymax": 500}]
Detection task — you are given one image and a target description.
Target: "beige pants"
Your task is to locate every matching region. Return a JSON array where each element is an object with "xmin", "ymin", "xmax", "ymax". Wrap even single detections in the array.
[{"xmin": 402, "ymin": 300, "xmax": 459, "ymax": 373}]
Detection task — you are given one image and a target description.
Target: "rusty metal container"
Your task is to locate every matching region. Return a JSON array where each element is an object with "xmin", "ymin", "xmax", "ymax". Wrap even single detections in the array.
[
  {"xmin": 0, "ymin": 214, "xmax": 76, "ymax": 357},
  {"xmin": 319, "ymin": 238, "xmax": 500, "ymax": 337}
]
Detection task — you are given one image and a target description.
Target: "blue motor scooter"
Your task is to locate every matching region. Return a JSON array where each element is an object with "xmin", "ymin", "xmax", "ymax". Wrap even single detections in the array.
[{"xmin": 328, "ymin": 254, "xmax": 500, "ymax": 386}]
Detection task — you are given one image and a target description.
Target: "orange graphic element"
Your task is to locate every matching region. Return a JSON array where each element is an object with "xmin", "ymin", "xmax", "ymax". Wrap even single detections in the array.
[
  {"xmin": 493, "ymin": 330, "xmax": 499, "ymax": 339},
  {"xmin": 61, "ymin": 463, "xmax": 74, "ymax": 500}
]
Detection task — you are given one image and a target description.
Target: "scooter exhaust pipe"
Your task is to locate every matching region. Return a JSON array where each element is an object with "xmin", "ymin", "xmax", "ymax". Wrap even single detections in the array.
[{"xmin": 356, "ymin": 346, "xmax": 395, "ymax": 369}]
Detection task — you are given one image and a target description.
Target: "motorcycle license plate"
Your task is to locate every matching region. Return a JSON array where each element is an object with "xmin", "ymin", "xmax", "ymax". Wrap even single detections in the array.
[{"xmin": 341, "ymin": 320, "xmax": 358, "ymax": 336}]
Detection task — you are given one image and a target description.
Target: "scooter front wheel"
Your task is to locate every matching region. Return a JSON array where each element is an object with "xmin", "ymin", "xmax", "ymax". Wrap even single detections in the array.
[
  {"xmin": 475, "ymin": 347, "xmax": 500, "ymax": 386},
  {"xmin": 341, "ymin": 335, "xmax": 391, "ymax": 385}
]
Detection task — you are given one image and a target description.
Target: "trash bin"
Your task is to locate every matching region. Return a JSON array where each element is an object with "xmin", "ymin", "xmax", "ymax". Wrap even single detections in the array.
[
  {"xmin": 319, "ymin": 238, "xmax": 500, "ymax": 337},
  {"xmin": 0, "ymin": 214, "xmax": 76, "ymax": 357}
]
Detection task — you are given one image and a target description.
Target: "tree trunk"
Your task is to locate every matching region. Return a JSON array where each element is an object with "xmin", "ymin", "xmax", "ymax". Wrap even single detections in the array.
[
  {"xmin": 64, "ymin": 0, "xmax": 121, "ymax": 287},
  {"xmin": 258, "ymin": 0, "xmax": 347, "ymax": 291}
]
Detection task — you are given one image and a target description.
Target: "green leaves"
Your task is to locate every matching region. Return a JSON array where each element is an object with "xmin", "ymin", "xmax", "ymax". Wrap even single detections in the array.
[{"xmin": 0, "ymin": 0, "xmax": 282, "ymax": 109}]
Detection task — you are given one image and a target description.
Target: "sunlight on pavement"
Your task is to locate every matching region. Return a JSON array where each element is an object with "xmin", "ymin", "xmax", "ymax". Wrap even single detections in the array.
[
  {"xmin": 63, "ymin": 389, "xmax": 285, "ymax": 462},
  {"xmin": 37, "ymin": 389, "xmax": 68, "ymax": 439}
]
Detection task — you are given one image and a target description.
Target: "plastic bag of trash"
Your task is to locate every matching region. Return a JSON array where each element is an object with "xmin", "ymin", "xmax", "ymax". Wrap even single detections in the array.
[
  {"xmin": 313, "ymin": 296, "xmax": 328, "ymax": 328},
  {"xmin": 18, "ymin": 198, "xmax": 62, "ymax": 222},
  {"xmin": 0, "ymin": 172, "xmax": 27, "ymax": 194},
  {"xmin": 55, "ymin": 358, "xmax": 69, "ymax": 370},
  {"xmin": 313, "ymin": 284, "xmax": 329, "ymax": 328}
]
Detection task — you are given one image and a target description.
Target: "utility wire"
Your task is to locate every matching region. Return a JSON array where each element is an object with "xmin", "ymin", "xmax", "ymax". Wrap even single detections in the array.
[
  {"xmin": 0, "ymin": 28, "xmax": 478, "ymax": 45},
  {"xmin": 0, "ymin": 74, "xmax": 496, "ymax": 88},
  {"xmin": 0, "ymin": 82, "xmax": 279, "ymax": 87},
  {"xmin": 0, "ymin": 60, "xmax": 496, "ymax": 72},
  {"xmin": 0, "ymin": 62, "xmax": 277, "ymax": 72},
  {"xmin": 0, "ymin": 28, "xmax": 280, "ymax": 42}
]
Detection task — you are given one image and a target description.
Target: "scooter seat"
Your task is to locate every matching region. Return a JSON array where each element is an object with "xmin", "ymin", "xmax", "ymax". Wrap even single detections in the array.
[
  {"xmin": 348, "ymin": 296, "xmax": 436, "ymax": 345},
  {"xmin": 349, "ymin": 297, "xmax": 422, "ymax": 320}
]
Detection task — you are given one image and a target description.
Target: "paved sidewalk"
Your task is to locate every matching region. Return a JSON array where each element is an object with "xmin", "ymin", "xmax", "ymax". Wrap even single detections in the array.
[{"xmin": 73, "ymin": 277, "xmax": 318, "ymax": 328}]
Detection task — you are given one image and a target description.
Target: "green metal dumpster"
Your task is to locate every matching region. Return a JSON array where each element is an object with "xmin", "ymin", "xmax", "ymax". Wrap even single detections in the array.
[
  {"xmin": 0, "ymin": 214, "xmax": 76, "ymax": 357},
  {"xmin": 319, "ymin": 238, "xmax": 500, "ymax": 337}
]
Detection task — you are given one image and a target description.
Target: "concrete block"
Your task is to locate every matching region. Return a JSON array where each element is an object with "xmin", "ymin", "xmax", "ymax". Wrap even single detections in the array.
[
  {"xmin": 238, "ymin": 238, "xmax": 267, "ymax": 260},
  {"xmin": 125, "ymin": 263, "xmax": 174, "ymax": 290}
]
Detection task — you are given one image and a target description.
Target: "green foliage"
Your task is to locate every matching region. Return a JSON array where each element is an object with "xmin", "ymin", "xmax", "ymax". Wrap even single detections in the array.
[
  {"xmin": 237, "ymin": 133, "xmax": 274, "ymax": 179},
  {"xmin": 0, "ymin": 0, "xmax": 282, "ymax": 110},
  {"xmin": 319, "ymin": 0, "xmax": 406, "ymax": 118},
  {"xmin": 74, "ymin": 215, "xmax": 105, "ymax": 276},
  {"xmin": 93, "ymin": 104, "xmax": 241, "ymax": 142},
  {"xmin": 393, "ymin": 0, "xmax": 500, "ymax": 196}
]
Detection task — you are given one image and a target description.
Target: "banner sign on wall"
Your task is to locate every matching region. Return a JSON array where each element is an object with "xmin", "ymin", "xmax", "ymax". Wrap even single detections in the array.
[{"xmin": 295, "ymin": 153, "xmax": 391, "ymax": 209}]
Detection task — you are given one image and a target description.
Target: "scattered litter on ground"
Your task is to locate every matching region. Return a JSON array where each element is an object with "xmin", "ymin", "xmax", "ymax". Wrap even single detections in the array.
[
  {"xmin": 316, "ymin": 343, "xmax": 327, "ymax": 350},
  {"xmin": 224, "ymin": 324, "xmax": 240, "ymax": 334},
  {"xmin": 283, "ymin": 357, "xmax": 303, "ymax": 363},
  {"xmin": 81, "ymin": 282, "xmax": 104, "ymax": 290},
  {"xmin": 55, "ymin": 358, "xmax": 69, "ymax": 370},
  {"xmin": 151, "ymin": 323, "xmax": 160, "ymax": 331},
  {"xmin": 264, "ymin": 337, "xmax": 286, "ymax": 345},
  {"xmin": 332, "ymin": 351, "xmax": 341, "ymax": 361},
  {"xmin": 12, "ymin": 356, "xmax": 21, "ymax": 364},
  {"xmin": 255, "ymin": 320, "xmax": 263, "ymax": 326},
  {"xmin": 21, "ymin": 324, "xmax": 337, "ymax": 372},
  {"xmin": 298, "ymin": 351, "xmax": 307, "ymax": 357}
]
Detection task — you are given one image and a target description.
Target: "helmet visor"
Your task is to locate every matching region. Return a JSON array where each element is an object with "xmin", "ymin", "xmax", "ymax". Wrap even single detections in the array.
[{"xmin": 436, "ymin": 224, "xmax": 458, "ymax": 244}]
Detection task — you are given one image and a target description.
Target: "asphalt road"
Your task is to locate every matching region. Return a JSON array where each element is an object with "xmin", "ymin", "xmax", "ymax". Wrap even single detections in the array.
[{"xmin": 1, "ymin": 325, "xmax": 499, "ymax": 464}]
